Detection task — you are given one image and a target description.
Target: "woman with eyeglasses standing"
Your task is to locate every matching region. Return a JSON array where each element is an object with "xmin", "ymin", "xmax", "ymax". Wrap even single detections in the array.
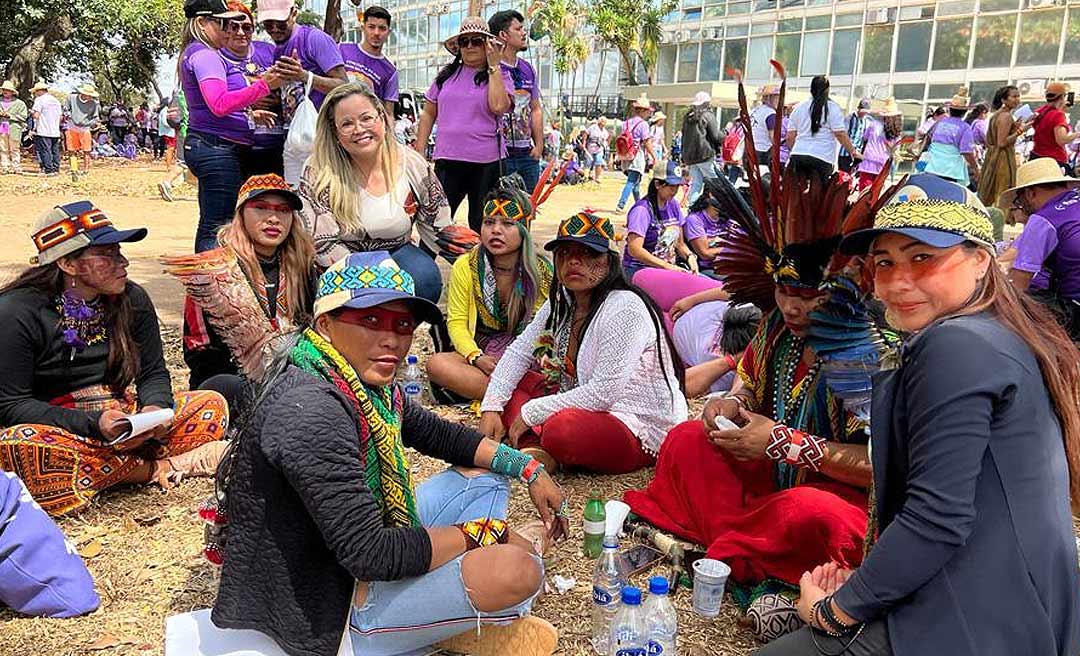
[
  {"xmin": 180, "ymin": 0, "xmax": 284, "ymax": 252},
  {"xmin": 414, "ymin": 17, "xmax": 514, "ymax": 233}
]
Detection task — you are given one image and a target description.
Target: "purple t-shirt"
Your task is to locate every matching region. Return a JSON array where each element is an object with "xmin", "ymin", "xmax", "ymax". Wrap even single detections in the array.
[
  {"xmin": 274, "ymin": 25, "xmax": 345, "ymax": 113},
  {"xmin": 339, "ymin": 43, "xmax": 400, "ymax": 103},
  {"xmin": 426, "ymin": 66, "xmax": 514, "ymax": 163},
  {"xmin": 1012, "ymin": 189, "xmax": 1080, "ymax": 300},
  {"xmin": 929, "ymin": 116, "xmax": 974, "ymax": 154},
  {"xmin": 500, "ymin": 58, "xmax": 541, "ymax": 156},
  {"xmin": 858, "ymin": 117, "xmax": 892, "ymax": 175},
  {"xmin": 181, "ymin": 42, "xmax": 255, "ymax": 145},
  {"xmin": 683, "ymin": 209, "xmax": 728, "ymax": 267},
  {"xmin": 972, "ymin": 118, "xmax": 988, "ymax": 146},
  {"xmin": 623, "ymin": 197, "xmax": 684, "ymax": 269}
]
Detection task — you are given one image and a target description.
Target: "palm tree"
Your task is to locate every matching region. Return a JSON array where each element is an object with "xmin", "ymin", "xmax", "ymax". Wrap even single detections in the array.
[
  {"xmin": 532, "ymin": 0, "xmax": 589, "ymax": 120},
  {"xmin": 585, "ymin": 0, "xmax": 677, "ymax": 85}
]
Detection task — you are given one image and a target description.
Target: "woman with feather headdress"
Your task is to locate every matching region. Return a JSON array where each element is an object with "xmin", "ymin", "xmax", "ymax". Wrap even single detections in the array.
[{"xmin": 623, "ymin": 61, "xmax": 900, "ymax": 642}]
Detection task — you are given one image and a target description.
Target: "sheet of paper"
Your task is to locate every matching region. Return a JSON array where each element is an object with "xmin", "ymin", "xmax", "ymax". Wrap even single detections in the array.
[
  {"xmin": 1013, "ymin": 104, "xmax": 1034, "ymax": 122},
  {"xmin": 108, "ymin": 408, "xmax": 175, "ymax": 446}
]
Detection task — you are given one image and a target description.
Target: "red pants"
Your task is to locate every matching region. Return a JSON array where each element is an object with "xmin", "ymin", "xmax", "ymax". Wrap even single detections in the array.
[
  {"xmin": 501, "ymin": 371, "xmax": 654, "ymax": 474},
  {"xmin": 623, "ymin": 421, "xmax": 868, "ymax": 585}
]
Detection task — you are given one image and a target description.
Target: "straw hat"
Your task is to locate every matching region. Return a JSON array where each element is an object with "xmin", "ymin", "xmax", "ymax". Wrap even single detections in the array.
[
  {"xmin": 632, "ymin": 93, "xmax": 652, "ymax": 110},
  {"xmin": 760, "ymin": 83, "xmax": 780, "ymax": 97},
  {"xmin": 443, "ymin": 16, "xmax": 495, "ymax": 56},
  {"xmin": 870, "ymin": 97, "xmax": 901, "ymax": 116},
  {"xmin": 0, "ymin": 81, "xmax": 16, "ymax": 94},
  {"xmin": 76, "ymin": 83, "xmax": 100, "ymax": 98},
  {"xmin": 30, "ymin": 80, "xmax": 49, "ymax": 93},
  {"xmin": 998, "ymin": 158, "xmax": 1080, "ymax": 209},
  {"xmin": 650, "ymin": 112, "xmax": 666, "ymax": 123},
  {"xmin": 949, "ymin": 87, "xmax": 970, "ymax": 109}
]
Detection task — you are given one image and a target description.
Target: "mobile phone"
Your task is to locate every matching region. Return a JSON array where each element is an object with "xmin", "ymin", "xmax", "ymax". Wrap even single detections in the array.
[
  {"xmin": 1068, "ymin": 91, "xmax": 1075, "ymax": 108},
  {"xmin": 623, "ymin": 544, "xmax": 665, "ymax": 576}
]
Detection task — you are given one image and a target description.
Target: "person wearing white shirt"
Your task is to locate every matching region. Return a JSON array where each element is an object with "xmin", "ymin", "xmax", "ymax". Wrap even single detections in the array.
[
  {"xmin": 785, "ymin": 76, "xmax": 863, "ymax": 181},
  {"xmin": 30, "ymin": 81, "xmax": 62, "ymax": 175}
]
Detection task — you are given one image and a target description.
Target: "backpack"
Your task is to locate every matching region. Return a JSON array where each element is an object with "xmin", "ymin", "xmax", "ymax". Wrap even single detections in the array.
[
  {"xmin": 615, "ymin": 118, "xmax": 641, "ymax": 160},
  {"xmin": 721, "ymin": 124, "xmax": 744, "ymax": 164}
]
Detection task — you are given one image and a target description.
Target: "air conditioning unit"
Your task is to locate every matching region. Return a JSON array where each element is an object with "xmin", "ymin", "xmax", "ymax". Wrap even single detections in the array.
[
  {"xmin": 677, "ymin": 30, "xmax": 692, "ymax": 42},
  {"xmin": 1029, "ymin": 0, "xmax": 1058, "ymax": 7},
  {"xmin": 441, "ymin": 3, "xmax": 451, "ymax": 12},
  {"xmin": 708, "ymin": 27, "xmax": 723, "ymax": 40},
  {"xmin": 866, "ymin": 8, "xmax": 891, "ymax": 24},
  {"xmin": 1018, "ymin": 78, "xmax": 1047, "ymax": 98}
]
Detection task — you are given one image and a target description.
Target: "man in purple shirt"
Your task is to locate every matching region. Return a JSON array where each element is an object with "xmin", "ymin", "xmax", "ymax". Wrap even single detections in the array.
[
  {"xmin": 489, "ymin": 10, "xmax": 543, "ymax": 192},
  {"xmin": 339, "ymin": 6, "xmax": 399, "ymax": 117},
  {"xmin": 257, "ymin": 0, "xmax": 347, "ymax": 115}
]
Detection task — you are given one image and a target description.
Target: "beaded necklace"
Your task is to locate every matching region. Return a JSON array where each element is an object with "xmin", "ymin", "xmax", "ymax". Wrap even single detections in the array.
[
  {"xmin": 55, "ymin": 290, "xmax": 107, "ymax": 356},
  {"xmin": 772, "ymin": 335, "xmax": 822, "ymax": 429}
]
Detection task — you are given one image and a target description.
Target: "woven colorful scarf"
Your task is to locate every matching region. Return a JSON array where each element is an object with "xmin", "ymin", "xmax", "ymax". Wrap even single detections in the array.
[
  {"xmin": 289, "ymin": 328, "xmax": 420, "ymax": 527},
  {"xmin": 468, "ymin": 246, "xmax": 554, "ymax": 334}
]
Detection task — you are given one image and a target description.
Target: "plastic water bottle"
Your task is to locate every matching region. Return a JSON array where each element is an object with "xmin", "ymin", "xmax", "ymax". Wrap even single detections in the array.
[
  {"xmin": 609, "ymin": 586, "xmax": 646, "ymax": 656},
  {"xmin": 402, "ymin": 355, "xmax": 424, "ymax": 406},
  {"xmin": 583, "ymin": 493, "xmax": 606, "ymax": 559},
  {"xmin": 643, "ymin": 577, "xmax": 678, "ymax": 655},
  {"xmin": 591, "ymin": 537, "xmax": 628, "ymax": 655}
]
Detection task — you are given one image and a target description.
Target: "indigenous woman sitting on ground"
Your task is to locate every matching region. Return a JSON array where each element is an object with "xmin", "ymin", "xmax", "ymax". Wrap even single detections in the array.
[
  {"xmin": 625, "ymin": 73, "xmax": 899, "ymax": 641},
  {"xmin": 0, "ymin": 202, "xmax": 229, "ymax": 516},
  {"xmin": 622, "ymin": 160, "xmax": 698, "ymax": 280},
  {"xmin": 759, "ymin": 175, "xmax": 1080, "ymax": 656},
  {"xmin": 671, "ymin": 299, "xmax": 763, "ymax": 397},
  {"xmin": 682, "ymin": 185, "xmax": 730, "ymax": 279},
  {"xmin": 166, "ymin": 173, "xmax": 315, "ymax": 411},
  {"xmin": 210, "ymin": 251, "xmax": 566, "ymax": 656},
  {"xmin": 427, "ymin": 188, "xmax": 553, "ymax": 402},
  {"xmin": 478, "ymin": 212, "xmax": 688, "ymax": 474},
  {"xmin": 298, "ymin": 83, "xmax": 477, "ymax": 306}
]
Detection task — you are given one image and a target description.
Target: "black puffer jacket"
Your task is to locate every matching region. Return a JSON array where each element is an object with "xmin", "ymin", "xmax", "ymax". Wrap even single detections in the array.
[
  {"xmin": 680, "ymin": 104, "xmax": 724, "ymax": 166},
  {"xmin": 212, "ymin": 365, "xmax": 484, "ymax": 656}
]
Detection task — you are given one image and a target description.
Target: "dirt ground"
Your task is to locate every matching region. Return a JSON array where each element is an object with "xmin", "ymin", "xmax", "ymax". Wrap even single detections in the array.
[{"xmin": 0, "ymin": 158, "xmax": 758, "ymax": 656}]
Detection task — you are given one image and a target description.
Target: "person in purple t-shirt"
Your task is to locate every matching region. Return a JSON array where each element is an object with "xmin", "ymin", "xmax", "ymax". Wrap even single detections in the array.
[
  {"xmin": 682, "ymin": 191, "xmax": 729, "ymax": 276},
  {"xmin": 623, "ymin": 160, "xmax": 694, "ymax": 279},
  {"xmin": 256, "ymin": 0, "xmax": 347, "ymax": 117},
  {"xmin": 489, "ymin": 10, "xmax": 543, "ymax": 193},
  {"xmin": 923, "ymin": 91, "xmax": 979, "ymax": 186},
  {"xmin": 339, "ymin": 6, "xmax": 399, "ymax": 117},
  {"xmin": 415, "ymin": 17, "xmax": 514, "ymax": 233},
  {"xmin": 222, "ymin": 6, "xmax": 285, "ymax": 176}
]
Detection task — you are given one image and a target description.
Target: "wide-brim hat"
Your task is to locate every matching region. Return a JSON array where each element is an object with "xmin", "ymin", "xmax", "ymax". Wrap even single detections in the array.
[
  {"xmin": 632, "ymin": 93, "xmax": 653, "ymax": 110},
  {"xmin": 0, "ymin": 81, "xmax": 16, "ymax": 94},
  {"xmin": 444, "ymin": 17, "xmax": 495, "ymax": 56},
  {"xmin": 998, "ymin": 157, "xmax": 1080, "ymax": 209},
  {"xmin": 950, "ymin": 88, "xmax": 971, "ymax": 109},
  {"xmin": 31, "ymin": 201, "xmax": 147, "ymax": 266},
  {"xmin": 760, "ymin": 84, "xmax": 780, "ymax": 97},
  {"xmin": 30, "ymin": 81, "xmax": 49, "ymax": 93},
  {"xmin": 76, "ymin": 84, "xmax": 100, "ymax": 98},
  {"xmin": 650, "ymin": 112, "xmax": 666, "ymax": 123},
  {"xmin": 313, "ymin": 251, "xmax": 442, "ymax": 325},
  {"xmin": 545, "ymin": 211, "xmax": 618, "ymax": 254},
  {"xmin": 652, "ymin": 160, "xmax": 683, "ymax": 186},
  {"xmin": 840, "ymin": 174, "xmax": 995, "ymax": 255},
  {"xmin": 235, "ymin": 173, "xmax": 302, "ymax": 211}
]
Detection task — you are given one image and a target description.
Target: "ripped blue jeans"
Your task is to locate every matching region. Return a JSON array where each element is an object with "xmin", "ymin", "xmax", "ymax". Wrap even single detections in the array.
[{"xmin": 349, "ymin": 469, "xmax": 542, "ymax": 656}]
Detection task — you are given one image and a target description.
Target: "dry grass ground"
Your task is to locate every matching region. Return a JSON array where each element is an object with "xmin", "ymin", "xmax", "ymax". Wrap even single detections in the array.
[{"xmin": 0, "ymin": 159, "xmax": 758, "ymax": 656}]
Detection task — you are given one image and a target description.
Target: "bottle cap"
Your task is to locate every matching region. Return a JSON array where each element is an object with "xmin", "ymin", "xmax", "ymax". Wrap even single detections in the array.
[
  {"xmin": 620, "ymin": 586, "xmax": 642, "ymax": 605},
  {"xmin": 406, "ymin": 354, "xmax": 418, "ymax": 364},
  {"xmin": 648, "ymin": 576, "xmax": 669, "ymax": 595}
]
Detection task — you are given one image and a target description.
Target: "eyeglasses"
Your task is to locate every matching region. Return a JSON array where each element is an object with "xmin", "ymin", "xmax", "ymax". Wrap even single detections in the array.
[
  {"xmin": 459, "ymin": 36, "xmax": 488, "ymax": 49},
  {"xmin": 336, "ymin": 113, "xmax": 382, "ymax": 134},
  {"xmin": 245, "ymin": 199, "xmax": 293, "ymax": 214},
  {"xmin": 224, "ymin": 20, "xmax": 255, "ymax": 34},
  {"xmin": 333, "ymin": 307, "xmax": 417, "ymax": 335}
]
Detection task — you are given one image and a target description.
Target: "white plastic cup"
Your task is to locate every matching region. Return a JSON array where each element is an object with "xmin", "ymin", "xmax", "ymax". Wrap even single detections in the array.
[{"xmin": 691, "ymin": 558, "xmax": 731, "ymax": 617}]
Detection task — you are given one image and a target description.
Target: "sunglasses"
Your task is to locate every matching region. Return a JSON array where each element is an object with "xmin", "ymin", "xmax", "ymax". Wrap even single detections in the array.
[
  {"xmin": 459, "ymin": 36, "xmax": 488, "ymax": 49},
  {"xmin": 246, "ymin": 199, "xmax": 293, "ymax": 214},
  {"xmin": 224, "ymin": 20, "xmax": 255, "ymax": 34},
  {"xmin": 333, "ymin": 307, "xmax": 417, "ymax": 335},
  {"xmin": 260, "ymin": 18, "xmax": 290, "ymax": 30}
]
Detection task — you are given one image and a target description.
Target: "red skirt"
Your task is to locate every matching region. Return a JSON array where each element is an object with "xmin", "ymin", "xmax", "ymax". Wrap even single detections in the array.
[{"xmin": 623, "ymin": 420, "xmax": 868, "ymax": 585}]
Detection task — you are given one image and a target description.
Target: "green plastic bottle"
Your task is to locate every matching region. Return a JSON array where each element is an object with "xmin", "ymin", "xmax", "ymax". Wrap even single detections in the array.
[{"xmin": 583, "ymin": 493, "xmax": 606, "ymax": 559}]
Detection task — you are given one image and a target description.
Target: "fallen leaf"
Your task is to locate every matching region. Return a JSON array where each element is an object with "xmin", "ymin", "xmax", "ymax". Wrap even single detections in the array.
[
  {"xmin": 86, "ymin": 633, "xmax": 137, "ymax": 650},
  {"xmin": 79, "ymin": 539, "xmax": 104, "ymax": 559},
  {"xmin": 134, "ymin": 513, "xmax": 162, "ymax": 526}
]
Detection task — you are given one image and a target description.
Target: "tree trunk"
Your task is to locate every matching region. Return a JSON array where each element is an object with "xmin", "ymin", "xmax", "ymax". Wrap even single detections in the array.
[
  {"xmin": 616, "ymin": 47, "xmax": 637, "ymax": 87},
  {"xmin": 5, "ymin": 14, "xmax": 74, "ymax": 98},
  {"xmin": 592, "ymin": 49, "xmax": 608, "ymax": 115},
  {"xmin": 131, "ymin": 52, "xmax": 165, "ymax": 102},
  {"xmin": 324, "ymin": 0, "xmax": 344, "ymax": 42}
]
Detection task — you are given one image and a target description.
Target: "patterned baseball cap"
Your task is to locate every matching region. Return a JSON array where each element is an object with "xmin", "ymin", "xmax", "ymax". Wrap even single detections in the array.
[
  {"xmin": 544, "ymin": 211, "xmax": 617, "ymax": 254},
  {"xmin": 313, "ymin": 251, "xmax": 442, "ymax": 324},
  {"xmin": 30, "ymin": 201, "xmax": 147, "ymax": 266},
  {"xmin": 235, "ymin": 173, "xmax": 302, "ymax": 212},
  {"xmin": 840, "ymin": 174, "xmax": 995, "ymax": 255}
]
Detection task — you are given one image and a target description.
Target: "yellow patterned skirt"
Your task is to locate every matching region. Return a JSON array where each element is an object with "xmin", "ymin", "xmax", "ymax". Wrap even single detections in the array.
[{"xmin": 0, "ymin": 386, "xmax": 228, "ymax": 516}]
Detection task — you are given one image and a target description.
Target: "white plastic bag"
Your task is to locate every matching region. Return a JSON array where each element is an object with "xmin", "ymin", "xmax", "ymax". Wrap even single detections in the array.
[{"xmin": 283, "ymin": 73, "xmax": 317, "ymax": 187}]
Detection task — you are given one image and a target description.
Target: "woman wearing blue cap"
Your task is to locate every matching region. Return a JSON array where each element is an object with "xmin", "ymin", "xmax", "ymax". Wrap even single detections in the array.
[
  {"xmin": 759, "ymin": 174, "xmax": 1080, "ymax": 656},
  {"xmin": 0, "ymin": 201, "xmax": 229, "ymax": 516},
  {"xmin": 211, "ymin": 251, "xmax": 565, "ymax": 656},
  {"xmin": 622, "ymin": 160, "xmax": 697, "ymax": 279}
]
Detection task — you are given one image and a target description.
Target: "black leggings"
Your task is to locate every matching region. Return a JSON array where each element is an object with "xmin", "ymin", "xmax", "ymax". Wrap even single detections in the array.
[
  {"xmin": 786, "ymin": 154, "xmax": 835, "ymax": 183},
  {"xmin": 434, "ymin": 159, "xmax": 501, "ymax": 233},
  {"xmin": 755, "ymin": 620, "xmax": 892, "ymax": 656}
]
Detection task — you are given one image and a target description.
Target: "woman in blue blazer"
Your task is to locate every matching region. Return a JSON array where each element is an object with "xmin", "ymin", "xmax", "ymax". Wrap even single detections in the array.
[{"xmin": 758, "ymin": 174, "xmax": 1080, "ymax": 656}]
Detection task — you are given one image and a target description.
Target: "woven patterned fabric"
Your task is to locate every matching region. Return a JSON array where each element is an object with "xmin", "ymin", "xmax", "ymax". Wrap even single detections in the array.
[
  {"xmin": 459, "ymin": 517, "xmax": 509, "ymax": 549},
  {"xmin": 745, "ymin": 592, "xmax": 803, "ymax": 643},
  {"xmin": 484, "ymin": 198, "xmax": 531, "ymax": 228},
  {"xmin": 318, "ymin": 264, "xmax": 414, "ymax": 297},
  {"xmin": 559, "ymin": 212, "xmax": 614, "ymax": 240},
  {"xmin": 872, "ymin": 199, "xmax": 994, "ymax": 246}
]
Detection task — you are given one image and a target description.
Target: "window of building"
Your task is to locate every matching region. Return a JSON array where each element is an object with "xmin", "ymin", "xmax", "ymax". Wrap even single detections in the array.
[
  {"xmin": 862, "ymin": 24, "xmax": 894, "ymax": 73},
  {"xmin": 1016, "ymin": 9, "xmax": 1064, "ymax": 66},
  {"xmin": 779, "ymin": 18, "xmax": 801, "ymax": 32},
  {"xmin": 896, "ymin": 22, "xmax": 932, "ymax": 72},
  {"xmin": 706, "ymin": 6, "xmax": 726, "ymax": 17},
  {"xmin": 684, "ymin": 8, "xmax": 703, "ymax": 21},
  {"xmin": 973, "ymin": 13, "xmax": 1015, "ymax": 68},
  {"xmin": 927, "ymin": 84, "xmax": 958, "ymax": 100},
  {"xmin": 938, "ymin": 0, "xmax": 975, "ymax": 16},
  {"xmin": 835, "ymin": 13, "xmax": 862, "ymax": 27},
  {"xmin": 684, "ymin": 0, "xmax": 704, "ymax": 7},
  {"xmin": 752, "ymin": 21, "xmax": 777, "ymax": 35},
  {"xmin": 969, "ymin": 80, "xmax": 1007, "ymax": 105},
  {"xmin": 893, "ymin": 83, "xmax": 926, "ymax": 103},
  {"xmin": 747, "ymin": 36, "xmax": 774, "ymax": 78},
  {"xmin": 1065, "ymin": 7, "xmax": 1080, "ymax": 63},
  {"xmin": 723, "ymin": 38, "xmax": 748, "ymax": 79},
  {"xmin": 801, "ymin": 31, "xmax": 829, "ymax": 76},
  {"xmin": 678, "ymin": 43, "xmax": 700, "ymax": 81},
  {"xmin": 775, "ymin": 33, "xmax": 801, "ymax": 71},
  {"xmin": 728, "ymin": 23, "xmax": 749, "ymax": 36},
  {"xmin": 701, "ymin": 41, "xmax": 724, "ymax": 80},
  {"xmin": 806, "ymin": 0, "xmax": 831, "ymax": 6},
  {"xmin": 729, "ymin": 2, "xmax": 751, "ymax": 15},
  {"xmin": 754, "ymin": 0, "xmax": 776, "ymax": 10},
  {"xmin": 830, "ymin": 29, "xmax": 860, "ymax": 75},
  {"xmin": 805, "ymin": 15, "xmax": 831, "ymax": 29},
  {"xmin": 979, "ymin": 0, "xmax": 1018, "ymax": 10},
  {"xmin": 657, "ymin": 45, "xmax": 677, "ymax": 83},
  {"xmin": 932, "ymin": 17, "xmax": 973, "ymax": 70}
]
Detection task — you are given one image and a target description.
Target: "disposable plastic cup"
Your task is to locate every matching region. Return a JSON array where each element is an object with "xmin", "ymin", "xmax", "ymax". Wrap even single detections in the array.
[{"xmin": 691, "ymin": 558, "xmax": 731, "ymax": 617}]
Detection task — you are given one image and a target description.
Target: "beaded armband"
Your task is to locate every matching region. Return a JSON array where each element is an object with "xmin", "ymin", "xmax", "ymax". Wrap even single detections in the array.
[
  {"xmin": 764, "ymin": 424, "xmax": 827, "ymax": 472},
  {"xmin": 457, "ymin": 518, "xmax": 510, "ymax": 551},
  {"xmin": 490, "ymin": 442, "xmax": 545, "ymax": 484}
]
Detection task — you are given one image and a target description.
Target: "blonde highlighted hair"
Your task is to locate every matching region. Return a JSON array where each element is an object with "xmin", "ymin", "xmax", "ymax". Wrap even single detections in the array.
[
  {"xmin": 217, "ymin": 200, "xmax": 316, "ymax": 324},
  {"xmin": 309, "ymin": 83, "xmax": 401, "ymax": 235}
]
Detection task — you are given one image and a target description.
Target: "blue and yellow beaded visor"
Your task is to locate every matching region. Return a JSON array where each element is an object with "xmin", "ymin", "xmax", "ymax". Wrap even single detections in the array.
[
  {"xmin": 840, "ymin": 174, "xmax": 995, "ymax": 255},
  {"xmin": 314, "ymin": 251, "xmax": 442, "ymax": 324},
  {"xmin": 544, "ymin": 211, "xmax": 617, "ymax": 253},
  {"xmin": 484, "ymin": 197, "xmax": 533, "ymax": 229}
]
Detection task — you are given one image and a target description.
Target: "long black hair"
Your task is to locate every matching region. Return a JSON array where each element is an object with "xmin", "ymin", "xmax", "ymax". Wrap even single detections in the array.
[
  {"xmin": 964, "ymin": 102, "xmax": 989, "ymax": 124},
  {"xmin": 992, "ymin": 85, "xmax": 1018, "ymax": 111},
  {"xmin": 809, "ymin": 75, "xmax": 830, "ymax": 134},
  {"xmin": 719, "ymin": 304, "xmax": 763, "ymax": 355},
  {"xmin": 545, "ymin": 250, "xmax": 686, "ymax": 399},
  {"xmin": 434, "ymin": 52, "xmax": 490, "ymax": 90}
]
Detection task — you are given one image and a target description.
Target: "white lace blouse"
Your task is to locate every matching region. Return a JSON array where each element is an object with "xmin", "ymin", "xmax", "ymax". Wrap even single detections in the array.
[{"xmin": 480, "ymin": 290, "xmax": 689, "ymax": 455}]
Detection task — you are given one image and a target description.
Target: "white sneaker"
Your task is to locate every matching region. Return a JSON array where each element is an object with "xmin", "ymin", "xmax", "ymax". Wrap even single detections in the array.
[{"xmin": 158, "ymin": 180, "xmax": 174, "ymax": 202}]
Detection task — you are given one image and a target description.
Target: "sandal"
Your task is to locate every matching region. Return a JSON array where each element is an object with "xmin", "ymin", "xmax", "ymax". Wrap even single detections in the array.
[
  {"xmin": 435, "ymin": 615, "xmax": 557, "ymax": 656},
  {"xmin": 155, "ymin": 440, "xmax": 229, "ymax": 487}
]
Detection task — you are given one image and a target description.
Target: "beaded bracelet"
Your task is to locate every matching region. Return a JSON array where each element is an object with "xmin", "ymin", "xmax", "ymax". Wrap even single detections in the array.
[
  {"xmin": 466, "ymin": 351, "xmax": 482, "ymax": 366},
  {"xmin": 490, "ymin": 442, "xmax": 544, "ymax": 485},
  {"xmin": 722, "ymin": 353, "xmax": 738, "ymax": 371},
  {"xmin": 764, "ymin": 423, "xmax": 827, "ymax": 472}
]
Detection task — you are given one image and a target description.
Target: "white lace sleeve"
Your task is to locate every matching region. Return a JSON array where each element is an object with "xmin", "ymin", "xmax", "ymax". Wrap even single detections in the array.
[
  {"xmin": 519, "ymin": 293, "xmax": 655, "ymax": 426},
  {"xmin": 479, "ymin": 301, "xmax": 551, "ymax": 412}
]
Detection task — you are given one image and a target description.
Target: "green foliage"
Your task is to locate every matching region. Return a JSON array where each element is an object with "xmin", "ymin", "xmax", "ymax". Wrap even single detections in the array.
[
  {"xmin": 584, "ymin": 0, "xmax": 676, "ymax": 84},
  {"xmin": 530, "ymin": 0, "xmax": 589, "ymax": 78}
]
